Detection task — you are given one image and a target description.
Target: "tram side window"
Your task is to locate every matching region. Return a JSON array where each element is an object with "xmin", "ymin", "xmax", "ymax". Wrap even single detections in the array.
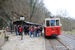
[
  {"xmin": 46, "ymin": 20, "xmax": 49, "ymax": 27},
  {"xmin": 56, "ymin": 20, "xmax": 59, "ymax": 26},
  {"xmin": 50, "ymin": 20, "xmax": 55, "ymax": 26}
]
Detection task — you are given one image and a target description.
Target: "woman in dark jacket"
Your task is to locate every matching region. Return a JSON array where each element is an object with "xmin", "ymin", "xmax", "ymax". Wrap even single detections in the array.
[
  {"xmin": 24, "ymin": 25, "xmax": 27, "ymax": 35},
  {"xmin": 37, "ymin": 26, "xmax": 40, "ymax": 37},
  {"xmin": 26, "ymin": 26, "xmax": 29, "ymax": 35},
  {"xmin": 15, "ymin": 25, "xmax": 18, "ymax": 35}
]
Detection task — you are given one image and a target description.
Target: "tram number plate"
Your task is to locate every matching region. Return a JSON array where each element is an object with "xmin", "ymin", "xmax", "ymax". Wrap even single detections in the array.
[{"xmin": 52, "ymin": 31, "xmax": 55, "ymax": 32}]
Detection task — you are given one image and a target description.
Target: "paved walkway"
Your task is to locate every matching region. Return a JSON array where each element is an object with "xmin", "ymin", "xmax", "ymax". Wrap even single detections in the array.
[{"xmin": 1, "ymin": 33, "xmax": 45, "ymax": 50}]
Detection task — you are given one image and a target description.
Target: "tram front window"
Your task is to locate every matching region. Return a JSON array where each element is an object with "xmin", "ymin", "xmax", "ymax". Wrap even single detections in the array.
[
  {"xmin": 56, "ymin": 20, "xmax": 59, "ymax": 26},
  {"xmin": 46, "ymin": 20, "xmax": 49, "ymax": 27},
  {"xmin": 50, "ymin": 20, "xmax": 55, "ymax": 26}
]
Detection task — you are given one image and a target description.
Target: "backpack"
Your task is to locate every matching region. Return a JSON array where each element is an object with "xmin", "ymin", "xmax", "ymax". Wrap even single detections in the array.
[
  {"xmin": 31, "ymin": 28, "xmax": 33, "ymax": 32},
  {"xmin": 19, "ymin": 27, "xmax": 22, "ymax": 32}
]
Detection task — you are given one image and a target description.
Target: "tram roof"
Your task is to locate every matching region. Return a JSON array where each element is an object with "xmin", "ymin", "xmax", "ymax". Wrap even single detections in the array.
[{"xmin": 45, "ymin": 18, "xmax": 60, "ymax": 20}]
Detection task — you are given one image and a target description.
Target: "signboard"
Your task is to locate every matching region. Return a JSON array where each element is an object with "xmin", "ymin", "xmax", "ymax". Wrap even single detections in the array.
[
  {"xmin": 20, "ymin": 17, "xmax": 25, "ymax": 20},
  {"xmin": 50, "ymin": 20, "xmax": 55, "ymax": 23}
]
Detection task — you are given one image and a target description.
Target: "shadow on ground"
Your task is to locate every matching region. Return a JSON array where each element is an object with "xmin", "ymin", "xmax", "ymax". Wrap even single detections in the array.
[{"xmin": 45, "ymin": 36, "xmax": 59, "ymax": 39}]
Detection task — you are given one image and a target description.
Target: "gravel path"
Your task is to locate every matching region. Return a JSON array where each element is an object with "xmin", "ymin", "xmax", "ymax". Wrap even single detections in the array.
[{"xmin": 1, "ymin": 33, "xmax": 45, "ymax": 50}]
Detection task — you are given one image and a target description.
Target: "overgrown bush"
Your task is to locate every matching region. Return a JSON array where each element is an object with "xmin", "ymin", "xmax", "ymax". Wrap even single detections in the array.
[
  {"xmin": 0, "ymin": 18, "xmax": 7, "ymax": 30},
  {"xmin": 5, "ymin": 13, "xmax": 11, "ymax": 21}
]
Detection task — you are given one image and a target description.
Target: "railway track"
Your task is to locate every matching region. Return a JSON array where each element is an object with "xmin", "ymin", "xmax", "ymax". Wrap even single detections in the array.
[
  {"xmin": 49, "ymin": 40, "xmax": 56, "ymax": 50},
  {"xmin": 45, "ymin": 37, "xmax": 70, "ymax": 50},
  {"xmin": 62, "ymin": 33, "xmax": 75, "ymax": 40},
  {"xmin": 56, "ymin": 38, "xmax": 69, "ymax": 50}
]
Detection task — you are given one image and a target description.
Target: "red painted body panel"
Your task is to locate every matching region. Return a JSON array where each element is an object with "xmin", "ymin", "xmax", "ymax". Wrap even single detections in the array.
[{"xmin": 44, "ymin": 27, "xmax": 61, "ymax": 36}]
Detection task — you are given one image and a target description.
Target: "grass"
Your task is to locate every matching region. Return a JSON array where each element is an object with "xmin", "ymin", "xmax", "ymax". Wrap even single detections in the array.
[{"xmin": 62, "ymin": 30, "xmax": 75, "ymax": 35}]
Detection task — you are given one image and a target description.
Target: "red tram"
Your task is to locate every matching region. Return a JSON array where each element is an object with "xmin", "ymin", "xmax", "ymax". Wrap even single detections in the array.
[{"xmin": 44, "ymin": 18, "xmax": 61, "ymax": 37}]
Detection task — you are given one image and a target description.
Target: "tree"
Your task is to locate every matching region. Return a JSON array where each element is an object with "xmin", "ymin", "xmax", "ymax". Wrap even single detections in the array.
[
  {"xmin": 0, "ymin": 0, "xmax": 51, "ymax": 26},
  {"xmin": 55, "ymin": 9, "xmax": 70, "ymax": 18},
  {"xmin": 29, "ymin": 0, "xmax": 37, "ymax": 21},
  {"xmin": 55, "ymin": 9, "xmax": 75, "ymax": 31}
]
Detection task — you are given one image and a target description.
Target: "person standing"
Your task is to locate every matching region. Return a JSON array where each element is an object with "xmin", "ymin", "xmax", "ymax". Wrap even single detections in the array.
[
  {"xmin": 36, "ymin": 26, "xmax": 38, "ymax": 37},
  {"xmin": 33, "ymin": 26, "xmax": 37, "ymax": 37},
  {"xmin": 15, "ymin": 25, "xmax": 18, "ymax": 35},
  {"xmin": 24, "ymin": 25, "xmax": 26, "ymax": 35},
  {"xmin": 18, "ymin": 25, "xmax": 24, "ymax": 40},
  {"xmin": 18, "ymin": 25, "xmax": 23, "ymax": 35},
  {"xmin": 26, "ymin": 26, "xmax": 29, "ymax": 35},
  {"xmin": 40, "ymin": 26, "xmax": 43, "ymax": 36},
  {"xmin": 29, "ymin": 26, "xmax": 32, "ymax": 37},
  {"xmin": 10, "ymin": 22, "xmax": 14, "ymax": 33},
  {"xmin": 29, "ymin": 26, "xmax": 33, "ymax": 37},
  {"xmin": 37, "ymin": 26, "xmax": 40, "ymax": 37}
]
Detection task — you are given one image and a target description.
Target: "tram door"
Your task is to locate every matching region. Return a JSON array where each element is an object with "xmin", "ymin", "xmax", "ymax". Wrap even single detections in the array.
[{"xmin": 45, "ymin": 20, "xmax": 51, "ymax": 36}]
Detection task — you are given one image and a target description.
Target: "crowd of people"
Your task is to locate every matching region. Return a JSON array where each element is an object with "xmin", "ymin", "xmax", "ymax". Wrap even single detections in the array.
[{"xmin": 15, "ymin": 25, "xmax": 43, "ymax": 38}]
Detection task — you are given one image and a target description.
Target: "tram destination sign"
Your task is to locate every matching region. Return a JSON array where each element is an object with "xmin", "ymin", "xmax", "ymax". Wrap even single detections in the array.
[{"xmin": 50, "ymin": 18, "xmax": 55, "ymax": 20}]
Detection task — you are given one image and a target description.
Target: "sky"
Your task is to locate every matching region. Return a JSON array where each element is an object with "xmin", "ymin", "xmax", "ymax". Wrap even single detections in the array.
[{"xmin": 43, "ymin": 0, "xmax": 75, "ymax": 18}]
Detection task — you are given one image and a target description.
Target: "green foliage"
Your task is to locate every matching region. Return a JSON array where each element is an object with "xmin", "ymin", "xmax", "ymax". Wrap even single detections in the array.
[
  {"xmin": 29, "ymin": 0, "xmax": 37, "ymax": 21},
  {"xmin": 0, "ymin": 0, "xmax": 50, "ymax": 24},
  {"xmin": 0, "ymin": 18, "xmax": 7, "ymax": 29},
  {"xmin": 5, "ymin": 13, "xmax": 11, "ymax": 21},
  {"xmin": 56, "ymin": 16, "xmax": 75, "ymax": 31}
]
